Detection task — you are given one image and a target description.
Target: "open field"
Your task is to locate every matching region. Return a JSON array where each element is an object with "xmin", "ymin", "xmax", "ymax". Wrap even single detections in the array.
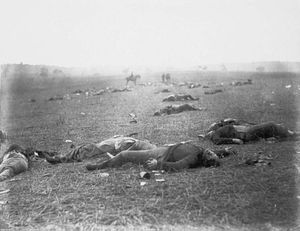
[{"xmin": 1, "ymin": 71, "xmax": 300, "ymax": 230}]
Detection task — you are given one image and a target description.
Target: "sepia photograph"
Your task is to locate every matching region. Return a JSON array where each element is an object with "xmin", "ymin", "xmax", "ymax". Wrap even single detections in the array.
[{"xmin": 0, "ymin": 0, "xmax": 300, "ymax": 230}]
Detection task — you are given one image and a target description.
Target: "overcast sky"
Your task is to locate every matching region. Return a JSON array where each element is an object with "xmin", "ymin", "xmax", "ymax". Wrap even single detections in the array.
[{"xmin": 0, "ymin": 0, "xmax": 299, "ymax": 68}]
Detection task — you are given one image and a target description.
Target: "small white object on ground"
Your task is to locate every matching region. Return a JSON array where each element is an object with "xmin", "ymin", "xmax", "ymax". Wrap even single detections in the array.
[
  {"xmin": 0, "ymin": 189, "xmax": 10, "ymax": 195},
  {"xmin": 140, "ymin": 181, "xmax": 147, "ymax": 186},
  {"xmin": 99, "ymin": 173, "xmax": 109, "ymax": 178},
  {"xmin": 140, "ymin": 171, "xmax": 151, "ymax": 179},
  {"xmin": 152, "ymin": 170, "xmax": 165, "ymax": 174},
  {"xmin": 155, "ymin": 179, "xmax": 165, "ymax": 182},
  {"xmin": 65, "ymin": 140, "xmax": 72, "ymax": 143}
]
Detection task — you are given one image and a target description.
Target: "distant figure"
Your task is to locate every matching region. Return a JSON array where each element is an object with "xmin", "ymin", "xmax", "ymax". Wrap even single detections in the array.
[
  {"xmin": 161, "ymin": 73, "xmax": 171, "ymax": 84},
  {"xmin": 161, "ymin": 73, "xmax": 165, "ymax": 83},
  {"xmin": 126, "ymin": 72, "xmax": 141, "ymax": 86},
  {"xmin": 165, "ymin": 73, "xmax": 171, "ymax": 83}
]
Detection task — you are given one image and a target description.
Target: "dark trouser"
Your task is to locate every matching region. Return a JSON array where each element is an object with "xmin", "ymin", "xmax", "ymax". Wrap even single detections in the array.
[{"xmin": 245, "ymin": 122, "xmax": 291, "ymax": 141}]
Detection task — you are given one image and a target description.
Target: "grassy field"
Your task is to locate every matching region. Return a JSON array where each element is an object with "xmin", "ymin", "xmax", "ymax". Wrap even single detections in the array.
[{"xmin": 1, "ymin": 71, "xmax": 300, "ymax": 230}]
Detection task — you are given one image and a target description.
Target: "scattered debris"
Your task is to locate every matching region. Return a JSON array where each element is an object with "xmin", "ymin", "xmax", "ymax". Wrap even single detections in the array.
[
  {"xmin": 139, "ymin": 171, "xmax": 151, "ymax": 179},
  {"xmin": 155, "ymin": 179, "xmax": 165, "ymax": 182},
  {"xmin": 231, "ymin": 79, "xmax": 253, "ymax": 86},
  {"xmin": 187, "ymin": 83, "xmax": 201, "ymax": 89},
  {"xmin": 129, "ymin": 113, "xmax": 137, "ymax": 123},
  {"xmin": 80, "ymin": 112, "xmax": 86, "ymax": 115},
  {"xmin": 140, "ymin": 181, "xmax": 147, "ymax": 186},
  {"xmin": 65, "ymin": 140, "xmax": 73, "ymax": 143},
  {"xmin": 72, "ymin": 89, "xmax": 83, "ymax": 94},
  {"xmin": 0, "ymin": 201, "xmax": 8, "ymax": 205},
  {"xmin": 99, "ymin": 173, "xmax": 109, "ymax": 178},
  {"xmin": 285, "ymin": 85, "xmax": 292, "ymax": 89},
  {"xmin": 64, "ymin": 94, "xmax": 71, "ymax": 100},
  {"xmin": 152, "ymin": 170, "xmax": 165, "ymax": 174},
  {"xmin": 238, "ymin": 152, "xmax": 272, "ymax": 167}
]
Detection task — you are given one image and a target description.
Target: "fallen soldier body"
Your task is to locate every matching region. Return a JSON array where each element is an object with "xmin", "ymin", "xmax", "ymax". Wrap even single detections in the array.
[
  {"xmin": 86, "ymin": 142, "xmax": 235, "ymax": 171},
  {"xmin": 154, "ymin": 89, "xmax": 171, "ymax": 94},
  {"xmin": 110, "ymin": 87, "xmax": 131, "ymax": 93},
  {"xmin": 154, "ymin": 104, "xmax": 201, "ymax": 116},
  {"xmin": 162, "ymin": 94, "xmax": 199, "ymax": 102},
  {"xmin": 38, "ymin": 136, "xmax": 157, "ymax": 164},
  {"xmin": 201, "ymin": 119, "xmax": 298, "ymax": 144},
  {"xmin": 187, "ymin": 83, "xmax": 201, "ymax": 89},
  {"xmin": 204, "ymin": 89, "xmax": 223, "ymax": 95},
  {"xmin": 206, "ymin": 118, "xmax": 256, "ymax": 133},
  {"xmin": 0, "ymin": 144, "xmax": 32, "ymax": 182}
]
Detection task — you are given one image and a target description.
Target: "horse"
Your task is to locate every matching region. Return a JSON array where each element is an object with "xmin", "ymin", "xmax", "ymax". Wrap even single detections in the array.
[{"xmin": 126, "ymin": 73, "xmax": 141, "ymax": 86}]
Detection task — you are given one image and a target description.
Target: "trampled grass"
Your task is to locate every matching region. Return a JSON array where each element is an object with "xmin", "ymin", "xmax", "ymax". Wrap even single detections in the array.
[{"xmin": 1, "ymin": 71, "xmax": 300, "ymax": 230}]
